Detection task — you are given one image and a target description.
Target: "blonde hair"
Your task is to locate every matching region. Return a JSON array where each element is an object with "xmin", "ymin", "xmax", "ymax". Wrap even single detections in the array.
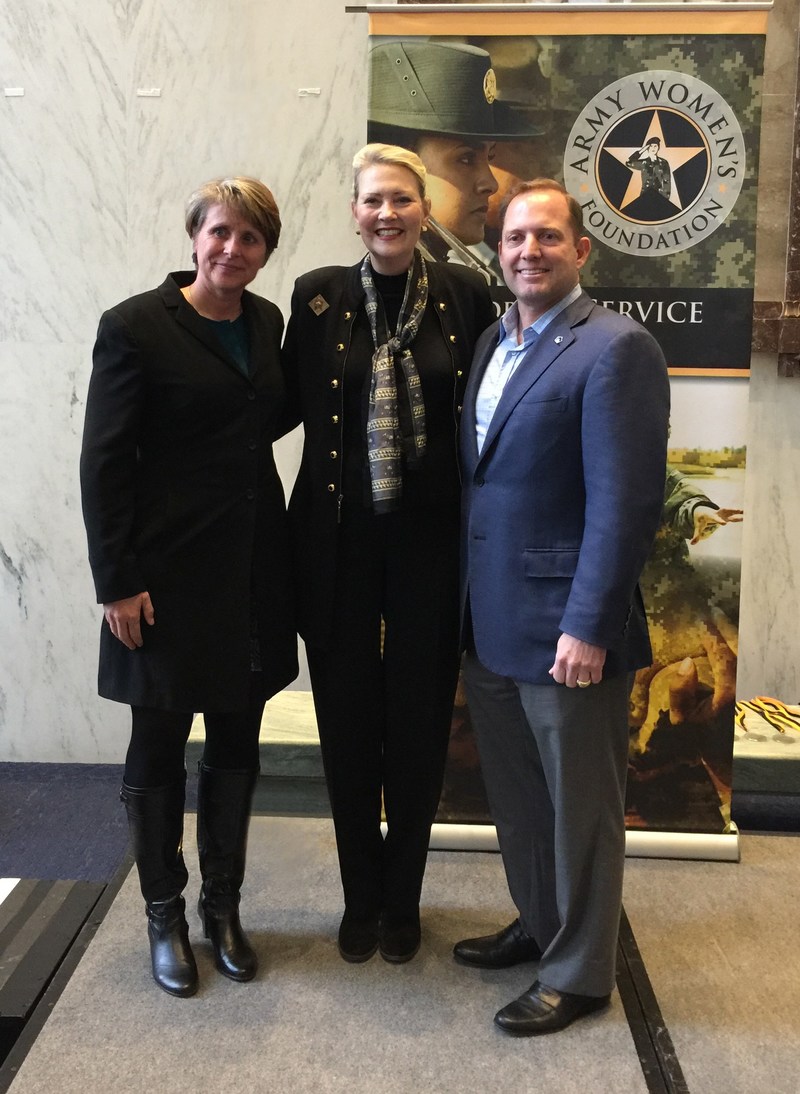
[
  {"xmin": 184, "ymin": 177, "xmax": 281, "ymax": 261},
  {"xmin": 352, "ymin": 143, "xmax": 427, "ymax": 201}
]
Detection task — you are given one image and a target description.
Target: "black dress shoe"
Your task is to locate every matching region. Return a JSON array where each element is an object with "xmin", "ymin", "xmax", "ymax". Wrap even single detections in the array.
[
  {"xmin": 378, "ymin": 911, "xmax": 421, "ymax": 964},
  {"xmin": 453, "ymin": 919, "xmax": 541, "ymax": 969},
  {"xmin": 338, "ymin": 911, "xmax": 379, "ymax": 963},
  {"xmin": 494, "ymin": 980, "xmax": 610, "ymax": 1036}
]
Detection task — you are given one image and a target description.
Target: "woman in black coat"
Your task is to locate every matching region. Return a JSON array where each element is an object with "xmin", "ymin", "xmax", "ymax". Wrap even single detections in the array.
[
  {"xmin": 80, "ymin": 178, "xmax": 297, "ymax": 997},
  {"xmin": 283, "ymin": 144, "xmax": 495, "ymax": 964}
]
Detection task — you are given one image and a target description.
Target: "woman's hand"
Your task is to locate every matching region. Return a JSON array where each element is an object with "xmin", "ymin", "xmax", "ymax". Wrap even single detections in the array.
[{"xmin": 103, "ymin": 592, "xmax": 155, "ymax": 649}]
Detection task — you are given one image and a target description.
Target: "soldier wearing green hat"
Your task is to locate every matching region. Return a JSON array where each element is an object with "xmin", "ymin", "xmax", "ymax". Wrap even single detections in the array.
[{"xmin": 369, "ymin": 40, "xmax": 540, "ymax": 273}]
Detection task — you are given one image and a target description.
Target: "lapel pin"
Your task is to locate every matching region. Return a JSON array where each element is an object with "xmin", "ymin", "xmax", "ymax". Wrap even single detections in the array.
[
  {"xmin": 554, "ymin": 336, "xmax": 564, "ymax": 344},
  {"xmin": 308, "ymin": 294, "xmax": 329, "ymax": 315}
]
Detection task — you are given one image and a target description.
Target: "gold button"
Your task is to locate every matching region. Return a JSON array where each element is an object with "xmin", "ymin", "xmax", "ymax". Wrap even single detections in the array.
[
  {"xmin": 331, "ymin": 415, "xmax": 339, "ymax": 424},
  {"xmin": 449, "ymin": 334, "xmax": 457, "ymax": 343},
  {"xmin": 439, "ymin": 302, "xmax": 446, "ymax": 311},
  {"xmin": 336, "ymin": 343, "xmax": 345, "ymax": 351},
  {"xmin": 344, "ymin": 311, "xmax": 352, "ymax": 320},
  {"xmin": 327, "ymin": 483, "xmax": 335, "ymax": 492},
  {"xmin": 330, "ymin": 450, "xmax": 338, "ymax": 459},
  {"xmin": 457, "ymin": 370, "xmax": 463, "ymax": 377},
  {"xmin": 331, "ymin": 379, "xmax": 339, "ymax": 389}
]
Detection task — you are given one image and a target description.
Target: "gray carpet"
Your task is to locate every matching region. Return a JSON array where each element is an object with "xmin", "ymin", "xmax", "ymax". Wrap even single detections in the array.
[
  {"xmin": 622, "ymin": 834, "xmax": 800, "ymax": 1094},
  {"xmin": 7, "ymin": 818, "xmax": 648, "ymax": 1094},
  {"xmin": 7, "ymin": 821, "xmax": 800, "ymax": 1093}
]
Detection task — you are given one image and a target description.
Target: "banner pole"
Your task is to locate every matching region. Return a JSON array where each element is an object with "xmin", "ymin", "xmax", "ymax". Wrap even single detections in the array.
[{"xmin": 425, "ymin": 823, "xmax": 741, "ymax": 861}]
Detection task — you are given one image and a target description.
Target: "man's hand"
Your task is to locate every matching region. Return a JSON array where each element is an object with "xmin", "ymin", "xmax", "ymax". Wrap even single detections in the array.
[
  {"xmin": 103, "ymin": 592, "xmax": 155, "ymax": 649},
  {"xmin": 690, "ymin": 506, "xmax": 743, "ymax": 545},
  {"xmin": 548, "ymin": 633, "xmax": 606, "ymax": 688},
  {"xmin": 668, "ymin": 621, "xmax": 737, "ymax": 726}
]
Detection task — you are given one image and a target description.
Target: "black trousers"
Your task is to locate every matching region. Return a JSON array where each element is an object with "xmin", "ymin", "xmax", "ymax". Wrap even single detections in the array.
[{"xmin": 306, "ymin": 504, "xmax": 461, "ymax": 920}]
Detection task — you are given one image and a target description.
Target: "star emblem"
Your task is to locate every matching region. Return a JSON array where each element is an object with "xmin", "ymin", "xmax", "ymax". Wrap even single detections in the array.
[{"xmin": 602, "ymin": 110, "xmax": 707, "ymax": 213}]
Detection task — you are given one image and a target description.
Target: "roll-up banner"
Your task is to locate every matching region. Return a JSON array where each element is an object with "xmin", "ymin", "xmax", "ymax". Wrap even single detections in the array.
[{"xmin": 367, "ymin": 5, "xmax": 768, "ymax": 855}]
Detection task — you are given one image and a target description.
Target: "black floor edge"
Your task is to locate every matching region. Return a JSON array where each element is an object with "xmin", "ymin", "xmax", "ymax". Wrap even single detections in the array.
[
  {"xmin": 0, "ymin": 852, "xmax": 134, "ymax": 1094},
  {"xmin": 617, "ymin": 906, "xmax": 690, "ymax": 1094}
]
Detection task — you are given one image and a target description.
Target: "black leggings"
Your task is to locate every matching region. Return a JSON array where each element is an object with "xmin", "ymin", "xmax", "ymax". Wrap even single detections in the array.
[{"xmin": 124, "ymin": 674, "xmax": 267, "ymax": 787}]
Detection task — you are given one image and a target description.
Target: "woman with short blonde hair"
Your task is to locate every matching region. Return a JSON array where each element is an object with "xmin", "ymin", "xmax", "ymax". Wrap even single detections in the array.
[{"xmin": 282, "ymin": 145, "xmax": 495, "ymax": 965}]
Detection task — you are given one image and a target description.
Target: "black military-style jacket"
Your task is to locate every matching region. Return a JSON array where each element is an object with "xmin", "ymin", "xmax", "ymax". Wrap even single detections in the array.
[{"xmin": 282, "ymin": 257, "xmax": 495, "ymax": 648}]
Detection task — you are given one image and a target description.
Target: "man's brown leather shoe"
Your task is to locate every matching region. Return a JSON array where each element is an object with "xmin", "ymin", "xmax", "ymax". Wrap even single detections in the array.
[
  {"xmin": 494, "ymin": 980, "xmax": 610, "ymax": 1035},
  {"xmin": 453, "ymin": 919, "xmax": 541, "ymax": 968}
]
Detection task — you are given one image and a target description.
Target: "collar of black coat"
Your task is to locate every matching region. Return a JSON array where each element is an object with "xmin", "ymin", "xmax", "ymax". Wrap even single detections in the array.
[
  {"xmin": 156, "ymin": 271, "xmax": 262, "ymax": 379},
  {"xmin": 158, "ymin": 270, "xmax": 255, "ymax": 314},
  {"xmin": 305, "ymin": 254, "xmax": 476, "ymax": 311}
]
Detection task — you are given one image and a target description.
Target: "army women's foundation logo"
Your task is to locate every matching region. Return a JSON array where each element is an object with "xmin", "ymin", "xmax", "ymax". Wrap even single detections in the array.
[{"xmin": 564, "ymin": 70, "xmax": 745, "ymax": 257}]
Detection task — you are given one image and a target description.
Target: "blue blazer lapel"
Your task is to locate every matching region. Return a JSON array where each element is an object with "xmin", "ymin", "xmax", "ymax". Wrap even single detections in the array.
[{"xmin": 477, "ymin": 293, "xmax": 593, "ymax": 463}]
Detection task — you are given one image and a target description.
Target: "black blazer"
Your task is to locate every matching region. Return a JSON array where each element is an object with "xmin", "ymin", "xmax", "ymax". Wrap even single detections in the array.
[
  {"xmin": 80, "ymin": 272, "xmax": 298, "ymax": 710},
  {"xmin": 282, "ymin": 259, "xmax": 496, "ymax": 648}
]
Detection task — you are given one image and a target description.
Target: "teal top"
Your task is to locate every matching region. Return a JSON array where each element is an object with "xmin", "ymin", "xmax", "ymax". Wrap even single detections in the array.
[{"xmin": 202, "ymin": 313, "xmax": 250, "ymax": 377}]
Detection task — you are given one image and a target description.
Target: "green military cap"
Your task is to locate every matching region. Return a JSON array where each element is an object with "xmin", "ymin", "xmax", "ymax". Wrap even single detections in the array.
[{"xmin": 369, "ymin": 40, "xmax": 541, "ymax": 141}]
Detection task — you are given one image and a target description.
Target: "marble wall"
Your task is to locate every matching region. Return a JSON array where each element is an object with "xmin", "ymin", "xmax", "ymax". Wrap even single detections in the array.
[
  {"xmin": 1, "ymin": 1, "xmax": 798, "ymax": 762},
  {"xmin": 738, "ymin": 0, "xmax": 800, "ymax": 702},
  {"xmin": 0, "ymin": 0, "xmax": 367, "ymax": 761},
  {"xmin": 738, "ymin": 353, "xmax": 800, "ymax": 700}
]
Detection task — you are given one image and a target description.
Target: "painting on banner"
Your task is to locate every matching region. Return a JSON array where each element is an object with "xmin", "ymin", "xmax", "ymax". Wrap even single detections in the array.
[
  {"xmin": 438, "ymin": 370, "xmax": 747, "ymax": 836},
  {"xmin": 367, "ymin": 28, "xmax": 764, "ymax": 375},
  {"xmin": 365, "ymin": 17, "xmax": 764, "ymax": 833}
]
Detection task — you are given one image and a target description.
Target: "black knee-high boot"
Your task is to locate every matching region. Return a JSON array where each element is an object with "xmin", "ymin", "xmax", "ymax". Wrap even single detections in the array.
[
  {"xmin": 196, "ymin": 763, "xmax": 259, "ymax": 981},
  {"xmin": 120, "ymin": 778, "xmax": 198, "ymax": 998}
]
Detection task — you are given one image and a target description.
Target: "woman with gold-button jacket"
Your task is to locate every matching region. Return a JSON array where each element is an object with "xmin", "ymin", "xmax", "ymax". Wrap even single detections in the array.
[{"xmin": 283, "ymin": 145, "xmax": 495, "ymax": 965}]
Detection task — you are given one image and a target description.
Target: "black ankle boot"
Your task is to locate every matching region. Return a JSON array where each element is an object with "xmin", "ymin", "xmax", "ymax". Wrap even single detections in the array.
[
  {"xmin": 379, "ymin": 908, "xmax": 421, "ymax": 964},
  {"xmin": 338, "ymin": 909, "xmax": 379, "ymax": 963},
  {"xmin": 120, "ymin": 779, "xmax": 198, "ymax": 998},
  {"xmin": 196, "ymin": 764, "xmax": 259, "ymax": 981},
  {"xmin": 147, "ymin": 896, "xmax": 198, "ymax": 997}
]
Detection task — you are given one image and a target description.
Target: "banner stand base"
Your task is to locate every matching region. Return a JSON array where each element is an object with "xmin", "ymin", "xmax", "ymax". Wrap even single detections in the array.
[{"xmin": 427, "ymin": 822, "xmax": 741, "ymax": 862}]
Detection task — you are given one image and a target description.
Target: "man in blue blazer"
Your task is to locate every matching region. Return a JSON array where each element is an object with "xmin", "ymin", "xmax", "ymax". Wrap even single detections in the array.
[{"xmin": 454, "ymin": 180, "xmax": 669, "ymax": 1035}]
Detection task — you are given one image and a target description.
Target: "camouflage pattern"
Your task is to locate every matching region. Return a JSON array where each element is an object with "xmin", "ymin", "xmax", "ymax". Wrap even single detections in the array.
[
  {"xmin": 476, "ymin": 32, "xmax": 765, "ymax": 290},
  {"xmin": 371, "ymin": 33, "xmax": 765, "ymax": 292}
]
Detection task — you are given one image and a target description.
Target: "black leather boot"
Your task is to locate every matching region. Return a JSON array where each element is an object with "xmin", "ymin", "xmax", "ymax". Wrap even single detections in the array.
[
  {"xmin": 196, "ymin": 763, "xmax": 259, "ymax": 982},
  {"xmin": 120, "ymin": 779, "xmax": 198, "ymax": 998}
]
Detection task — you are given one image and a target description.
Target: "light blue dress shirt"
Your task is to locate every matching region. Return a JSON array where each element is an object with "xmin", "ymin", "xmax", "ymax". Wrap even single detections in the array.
[{"xmin": 475, "ymin": 283, "xmax": 583, "ymax": 455}]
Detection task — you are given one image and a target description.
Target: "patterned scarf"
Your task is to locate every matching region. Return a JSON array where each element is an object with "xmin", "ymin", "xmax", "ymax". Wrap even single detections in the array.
[{"xmin": 361, "ymin": 250, "xmax": 429, "ymax": 514}]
